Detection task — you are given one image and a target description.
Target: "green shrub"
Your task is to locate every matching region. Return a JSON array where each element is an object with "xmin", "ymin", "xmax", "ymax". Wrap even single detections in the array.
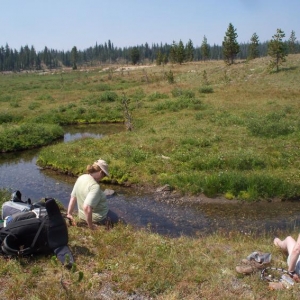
[
  {"xmin": 148, "ymin": 92, "xmax": 169, "ymax": 101},
  {"xmin": 199, "ymin": 86, "xmax": 214, "ymax": 94},
  {"xmin": 0, "ymin": 123, "xmax": 64, "ymax": 152},
  {"xmin": 152, "ymin": 97, "xmax": 203, "ymax": 113},
  {"xmin": 10, "ymin": 100, "xmax": 20, "ymax": 108},
  {"xmin": 0, "ymin": 95, "xmax": 13, "ymax": 102},
  {"xmin": 58, "ymin": 105, "xmax": 67, "ymax": 113},
  {"xmin": 31, "ymin": 111, "xmax": 63, "ymax": 124},
  {"xmin": 90, "ymin": 83, "xmax": 111, "ymax": 92},
  {"xmin": 165, "ymin": 70, "xmax": 174, "ymax": 84},
  {"xmin": 247, "ymin": 114, "xmax": 295, "ymax": 137},
  {"xmin": 120, "ymin": 145, "xmax": 148, "ymax": 164},
  {"xmin": 80, "ymin": 95, "xmax": 99, "ymax": 105},
  {"xmin": 100, "ymin": 91, "xmax": 119, "ymax": 102},
  {"xmin": 172, "ymin": 88, "xmax": 195, "ymax": 99},
  {"xmin": 130, "ymin": 88, "xmax": 146, "ymax": 102},
  {"xmin": 76, "ymin": 106, "xmax": 86, "ymax": 114},
  {"xmin": 28, "ymin": 101, "xmax": 41, "ymax": 110},
  {"xmin": 31, "ymin": 104, "xmax": 123, "ymax": 125},
  {"xmin": 189, "ymin": 151, "xmax": 267, "ymax": 171},
  {"xmin": 179, "ymin": 135, "xmax": 219, "ymax": 149},
  {"xmin": 67, "ymin": 103, "xmax": 77, "ymax": 109},
  {"xmin": 36, "ymin": 94, "xmax": 54, "ymax": 102},
  {"xmin": 171, "ymin": 88, "xmax": 182, "ymax": 97},
  {"xmin": 0, "ymin": 113, "xmax": 13, "ymax": 124}
]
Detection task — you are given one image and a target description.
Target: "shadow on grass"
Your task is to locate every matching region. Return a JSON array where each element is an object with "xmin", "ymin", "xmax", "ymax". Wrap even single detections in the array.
[
  {"xmin": 271, "ymin": 66, "xmax": 298, "ymax": 73},
  {"xmin": 72, "ymin": 245, "xmax": 95, "ymax": 257}
]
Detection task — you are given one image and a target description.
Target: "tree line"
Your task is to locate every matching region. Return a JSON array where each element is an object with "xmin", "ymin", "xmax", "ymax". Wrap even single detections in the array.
[{"xmin": 0, "ymin": 24, "xmax": 299, "ymax": 72}]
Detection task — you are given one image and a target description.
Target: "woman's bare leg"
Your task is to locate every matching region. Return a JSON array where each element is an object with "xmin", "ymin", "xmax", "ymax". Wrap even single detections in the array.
[{"xmin": 274, "ymin": 236, "xmax": 296, "ymax": 255}]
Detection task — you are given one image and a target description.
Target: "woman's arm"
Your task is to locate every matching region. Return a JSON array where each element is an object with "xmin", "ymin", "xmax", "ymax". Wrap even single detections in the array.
[
  {"xmin": 83, "ymin": 203, "xmax": 95, "ymax": 230},
  {"xmin": 67, "ymin": 196, "xmax": 77, "ymax": 225}
]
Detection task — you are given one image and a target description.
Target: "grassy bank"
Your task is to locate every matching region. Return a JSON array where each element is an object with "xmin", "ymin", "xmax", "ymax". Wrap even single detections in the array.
[
  {"xmin": 0, "ymin": 191, "xmax": 294, "ymax": 299},
  {"xmin": 0, "ymin": 123, "xmax": 63, "ymax": 152},
  {"xmin": 0, "ymin": 218, "xmax": 298, "ymax": 298},
  {"xmin": 1, "ymin": 56, "xmax": 300, "ymax": 199},
  {"xmin": 0, "ymin": 190, "xmax": 299, "ymax": 299}
]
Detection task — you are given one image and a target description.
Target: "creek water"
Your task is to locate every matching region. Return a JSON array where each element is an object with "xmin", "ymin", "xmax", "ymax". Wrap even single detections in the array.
[{"xmin": 1, "ymin": 124, "xmax": 300, "ymax": 237}]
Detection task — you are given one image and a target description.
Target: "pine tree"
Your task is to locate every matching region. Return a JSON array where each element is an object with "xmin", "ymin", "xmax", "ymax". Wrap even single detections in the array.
[
  {"xmin": 4, "ymin": 44, "xmax": 11, "ymax": 70},
  {"xmin": 156, "ymin": 50, "xmax": 163, "ymax": 65},
  {"xmin": 71, "ymin": 46, "xmax": 78, "ymax": 70},
  {"xmin": 0, "ymin": 46, "xmax": 4, "ymax": 71},
  {"xmin": 23, "ymin": 45, "xmax": 30, "ymax": 69},
  {"xmin": 201, "ymin": 35, "xmax": 210, "ymax": 61},
  {"xmin": 169, "ymin": 41, "xmax": 178, "ymax": 64},
  {"xmin": 30, "ymin": 46, "xmax": 36, "ymax": 70},
  {"xmin": 248, "ymin": 33, "xmax": 260, "ymax": 60},
  {"xmin": 43, "ymin": 46, "xmax": 53, "ymax": 68},
  {"xmin": 144, "ymin": 42, "xmax": 150, "ymax": 60},
  {"xmin": 185, "ymin": 39, "xmax": 194, "ymax": 62},
  {"xmin": 131, "ymin": 47, "xmax": 140, "ymax": 65},
  {"xmin": 162, "ymin": 54, "xmax": 168, "ymax": 65},
  {"xmin": 36, "ymin": 53, "xmax": 41, "ymax": 70},
  {"xmin": 268, "ymin": 28, "xmax": 287, "ymax": 72},
  {"xmin": 107, "ymin": 39, "xmax": 113, "ymax": 63},
  {"xmin": 222, "ymin": 23, "xmax": 240, "ymax": 64},
  {"xmin": 288, "ymin": 30, "xmax": 297, "ymax": 54},
  {"xmin": 177, "ymin": 40, "xmax": 185, "ymax": 64}
]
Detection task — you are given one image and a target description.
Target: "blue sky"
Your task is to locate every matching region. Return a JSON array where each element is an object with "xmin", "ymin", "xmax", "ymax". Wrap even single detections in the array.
[{"xmin": 1, "ymin": 0, "xmax": 299, "ymax": 52}]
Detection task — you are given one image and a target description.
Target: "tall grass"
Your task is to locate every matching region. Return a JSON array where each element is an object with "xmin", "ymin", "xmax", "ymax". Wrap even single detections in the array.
[{"xmin": 157, "ymin": 170, "xmax": 300, "ymax": 200}]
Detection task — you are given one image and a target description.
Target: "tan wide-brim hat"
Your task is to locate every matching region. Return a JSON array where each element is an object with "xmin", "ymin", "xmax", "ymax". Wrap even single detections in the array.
[{"xmin": 95, "ymin": 159, "xmax": 110, "ymax": 176}]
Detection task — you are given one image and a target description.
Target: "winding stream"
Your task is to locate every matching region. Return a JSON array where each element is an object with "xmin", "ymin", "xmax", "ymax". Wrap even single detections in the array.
[{"xmin": 1, "ymin": 124, "xmax": 300, "ymax": 237}]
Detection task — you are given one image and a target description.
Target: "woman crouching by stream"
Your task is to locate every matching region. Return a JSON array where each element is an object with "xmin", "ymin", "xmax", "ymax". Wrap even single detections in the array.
[{"xmin": 67, "ymin": 159, "xmax": 120, "ymax": 230}]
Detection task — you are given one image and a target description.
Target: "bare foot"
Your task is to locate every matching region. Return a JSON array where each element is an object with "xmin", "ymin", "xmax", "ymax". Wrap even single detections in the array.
[{"xmin": 274, "ymin": 237, "xmax": 281, "ymax": 247}]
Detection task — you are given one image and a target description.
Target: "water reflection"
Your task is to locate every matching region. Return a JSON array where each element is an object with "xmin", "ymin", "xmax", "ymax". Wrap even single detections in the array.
[
  {"xmin": 191, "ymin": 201, "xmax": 300, "ymax": 236},
  {"xmin": 0, "ymin": 124, "xmax": 125, "ymax": 202},
  {"xmin": 63, "ymin": 124, "xmax": 123, "ymax": 142},
  {"xmin": 1, "ymin": 124, "xmax": 300, "ymax": 237}
]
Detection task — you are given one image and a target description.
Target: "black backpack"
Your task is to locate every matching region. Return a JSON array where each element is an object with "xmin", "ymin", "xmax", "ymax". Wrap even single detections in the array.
[{"xmin": 0, "ymin": 198, "xmax": 74, "ymax": 268}]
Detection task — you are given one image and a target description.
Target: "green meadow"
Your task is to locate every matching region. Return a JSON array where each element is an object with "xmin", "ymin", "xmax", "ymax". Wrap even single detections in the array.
[
  {"xmin": 1, "ymin": 55, "xmax": 300, "ymax": 200},
  {"xmin": 1, "ymin": 56, "xmax": 300, "ymax": 298}
]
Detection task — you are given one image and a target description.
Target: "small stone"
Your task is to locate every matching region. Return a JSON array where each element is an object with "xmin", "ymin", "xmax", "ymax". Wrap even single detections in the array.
[
  {"xmin": 104, "ymin": 189, "xmax": 116, "ymax": 198},
  {"xmin": 156, "ymin": 184, "xmax": 172, "ymax": 193}
]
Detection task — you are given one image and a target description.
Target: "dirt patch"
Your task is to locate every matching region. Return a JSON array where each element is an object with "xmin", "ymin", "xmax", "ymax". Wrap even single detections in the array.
[
  {"xmin": 154, "ymin": 191, "xmax": 241, "ymax": 206},
  {"xmin": 114, "ymin": 65, "xmax": 154, "ymax": 72}
]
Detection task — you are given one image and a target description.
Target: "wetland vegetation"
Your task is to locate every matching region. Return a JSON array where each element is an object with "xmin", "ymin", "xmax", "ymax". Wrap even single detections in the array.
[
  {"xmin": 1, "ymin": 55, "xmax": 300, "ymax": 200},
  {"xmin": 1, "ymin": 55, "xmax": 300, "ymax": 298}
]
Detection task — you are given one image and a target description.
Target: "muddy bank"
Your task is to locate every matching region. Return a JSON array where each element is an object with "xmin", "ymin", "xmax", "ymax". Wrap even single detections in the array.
[{"xmin": 135, "ymin": 183, "xmax": 283, "ymax": 206}]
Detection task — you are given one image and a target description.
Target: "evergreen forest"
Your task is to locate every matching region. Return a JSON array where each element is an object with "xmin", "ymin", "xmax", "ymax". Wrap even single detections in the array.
[{"xmin": 0, "ymin": 29, "xmax": 299, "ymax": 71}]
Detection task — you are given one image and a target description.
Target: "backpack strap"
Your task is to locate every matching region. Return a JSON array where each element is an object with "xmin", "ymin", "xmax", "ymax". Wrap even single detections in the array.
[
  {"xmin": 28, "ymin": 217, "xmax": 47, "ymax": 251},
  {"xmin": 1, "ymin": 235, "xmax": 20, "ymax": 256},
  {"xmin": 1, "ymin": 217, "xmax": 47, "ymax": 256}
]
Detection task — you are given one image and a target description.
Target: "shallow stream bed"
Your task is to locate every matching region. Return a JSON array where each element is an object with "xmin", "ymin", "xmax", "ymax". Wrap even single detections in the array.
[{"xmin": 1, "ymin": 125, "xmax": 300, "ymax": 237}]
